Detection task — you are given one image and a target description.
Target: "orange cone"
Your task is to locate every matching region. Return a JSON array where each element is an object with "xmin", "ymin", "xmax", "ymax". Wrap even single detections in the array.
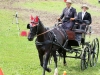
[
  {"xmin": 63, "ymin": 71, "xmax": 67, "ymax": 75},
  {"xmin": 0, "ymin": 68, "xmax": 3, "ymax": 75}
]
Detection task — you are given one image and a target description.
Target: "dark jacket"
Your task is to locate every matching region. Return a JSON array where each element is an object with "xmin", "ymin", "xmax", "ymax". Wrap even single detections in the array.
[
  {"xmin": 60, "ymin": 7, "xmax": 77, "ymax": 22},
  {"xmin": 77, "ymin": 12, "xmax": 92, "ymax": 25},
  {"xmin": 60, "ymin": 7, "xmax": 77, "ymax": 29}
]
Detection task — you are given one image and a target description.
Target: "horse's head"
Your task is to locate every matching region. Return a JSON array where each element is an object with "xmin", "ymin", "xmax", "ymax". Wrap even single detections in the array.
[{"xmin": 27, "ymin": 15, "xmax": 39, "ymax": 41}]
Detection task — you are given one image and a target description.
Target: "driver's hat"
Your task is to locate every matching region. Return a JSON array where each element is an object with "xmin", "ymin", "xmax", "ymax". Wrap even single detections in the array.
[{"xmin": 66, "ymin": 0, "xmax": 72, "ymax": 4}]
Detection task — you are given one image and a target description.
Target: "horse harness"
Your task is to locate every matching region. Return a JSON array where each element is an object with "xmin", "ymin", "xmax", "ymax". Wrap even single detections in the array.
[{"xmin": 35, "ymin": 26, "xmax": 69, "ymax": 52}]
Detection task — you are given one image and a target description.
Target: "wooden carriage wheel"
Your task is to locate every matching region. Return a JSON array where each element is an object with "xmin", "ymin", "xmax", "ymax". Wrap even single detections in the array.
[
  {"xmin": 81, "ymin": 46, "xmax": 90, "ymax": 70},
  {"xmin": 90, "ymin": 38, "xmax": 99, "ymax": 67}
]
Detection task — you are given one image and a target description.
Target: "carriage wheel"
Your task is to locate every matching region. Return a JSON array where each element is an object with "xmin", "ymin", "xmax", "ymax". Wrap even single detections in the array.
[
  {"xmin": 90, "ymin": 38, "xmax": 99, "ymax": 67},
  {"xmin": 81, "ymin": 46, "xmax": 89, "ymax": 70}
]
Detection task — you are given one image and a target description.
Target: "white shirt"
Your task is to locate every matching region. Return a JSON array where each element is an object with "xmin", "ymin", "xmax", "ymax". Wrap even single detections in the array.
[
  {"xmin": 65, "ymin": 7, "xmax": 72, "ymax": 17},
  {"xmin": 82, "ymin": 11, "xmax": 86, "ymax": 20},
  {"xmin": 67, "ymin": 7, "xmax": 72, "ymax": 13}
]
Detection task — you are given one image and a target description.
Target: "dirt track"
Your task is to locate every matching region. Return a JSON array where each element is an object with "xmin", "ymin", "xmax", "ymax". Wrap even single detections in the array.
[
  {"xmin": 0, "ymin": 0, "xmax": 100, "ymax": 34},
  {"xmin": 0, "ymin": 1, "xmax": 59, "ymax": 26}
]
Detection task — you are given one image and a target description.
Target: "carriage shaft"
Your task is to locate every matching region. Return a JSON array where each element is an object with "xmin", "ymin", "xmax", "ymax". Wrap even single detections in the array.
[{"xmin": 65, "ymin": 56, "xmax": 81, "ymax": 59}]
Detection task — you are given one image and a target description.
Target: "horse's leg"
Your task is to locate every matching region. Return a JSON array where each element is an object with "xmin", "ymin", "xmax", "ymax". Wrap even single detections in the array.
[
  {"xmin": 38, "ymin": 52, "xmax": 51, "ymax": 75},
  {"xmin": 63, "ymin": 50, "xmax": 67, "ymax": 66},
  {"xmin": 38, "ymin": 51, "xmax": 44, "ymax": 67},
  {"xmin": 52, "ymin": 51, "xmax": 58, "ymax": 75},
  {"xmin": 52, "ymin": 51, "xmax": 57, "ymax": 68},
  {"xmin": 38, "ymin": 51, "xmax": 45, "ymax": 75},
  {"xmin": 43, "ymin": 52, "xmax": 51, "ymax": 73},
  {"xmin": 48, "ymin": 53, "xmax": 52, "ymax": 66}
]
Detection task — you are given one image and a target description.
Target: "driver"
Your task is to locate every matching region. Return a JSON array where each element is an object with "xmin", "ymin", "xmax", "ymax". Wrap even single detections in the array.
[{"xmin": 58, "ymin": 0, "xmax": 77, "ymax": 30}]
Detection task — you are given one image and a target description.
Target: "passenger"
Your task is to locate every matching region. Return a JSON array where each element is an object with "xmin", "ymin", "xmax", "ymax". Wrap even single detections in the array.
[
  {"xmin": 77, "ymin": 4, "xmax": 92, "ymax": 30},
  {"xmin": 58, "ymin": 0, "xmax": 77, "ymax": 30}
]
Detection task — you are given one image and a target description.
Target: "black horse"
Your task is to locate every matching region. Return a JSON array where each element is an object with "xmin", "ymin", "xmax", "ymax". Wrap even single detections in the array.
[{"xmin": 27, "ymin": 16, "xmax": 67, "ymax": 75}]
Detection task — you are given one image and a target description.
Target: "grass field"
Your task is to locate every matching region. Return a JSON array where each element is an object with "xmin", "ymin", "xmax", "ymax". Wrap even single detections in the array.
[
  {"xmin": 85, "ymin": 0, "xmax": 100, "ymax": 7},
  {"xmin": 17, "ymin": 1, "xmax": 100, "ymax": 16},
  {"xmin": 16, "ymin": 1, "xmax": 100, "ymax": 16},
  {"xmin": 0, "ymin": 1, "xmax": 100, "ymax": 75}
]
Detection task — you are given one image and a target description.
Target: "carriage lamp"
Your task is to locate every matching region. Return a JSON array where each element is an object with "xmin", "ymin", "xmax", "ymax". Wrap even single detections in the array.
[
  {"xmin": 89, "ymin": 26, "xmax": 92, "ymax": 37},
  {"xmin": 89, "ymin": 26, "xmax": 91, "ymax": 33}
]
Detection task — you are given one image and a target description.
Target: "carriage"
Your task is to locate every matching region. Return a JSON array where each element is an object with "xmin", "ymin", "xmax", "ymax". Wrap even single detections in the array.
[
  {"xmin": 54, "ymin": 19, "xmax": 99, "ymax": 70},
  {"xmin": 27, "ymin": 16, "xmax": 99, "ymax": 75}
]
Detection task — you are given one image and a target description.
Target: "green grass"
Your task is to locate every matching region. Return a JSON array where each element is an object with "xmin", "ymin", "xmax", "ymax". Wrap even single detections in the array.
[
  {"xmin": 0, "ymin": 1, "xmax": 100, "ymax": 75},
  {"xmin": 0, "ymin": 9, "xmax": 100, "ymax": 75},
  {"xmin": 16, "ymin": 1, "xmax": 100, "ymax": 16},
  {"xmin": 84, "ymin": 0, "xmax": 100, "ymax": 7},
  {"xmin": 14, "ymin": 1, "xmax": 65, "ymax": 14}
]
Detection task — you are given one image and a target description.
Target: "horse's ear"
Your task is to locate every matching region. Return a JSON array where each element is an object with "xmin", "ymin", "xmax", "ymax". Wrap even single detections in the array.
[
  {"xmin": 35, "ymin": 16, "xmax": 39, "ymax": 23},
  {"xmin": 30, "ymin": 15, "xmax": 34, "ymax": 22},
  {"xmin": 27, "ymin": 24, "xmax": 30, "ymax": 29}
]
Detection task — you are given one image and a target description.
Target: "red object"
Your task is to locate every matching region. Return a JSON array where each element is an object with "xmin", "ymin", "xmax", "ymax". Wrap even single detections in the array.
[
  {"xmin": 30, "ymin": 15, "xmax": 34, "ymax": 22},
  {"xmin": 30, "ymin": 15, "xmax": 39, "ymax": 23},
  {"xmin": 0, "ymin": 68, "xmax": 3, "ymax": 75},
  {"xmin": 63, "ymin": 71, "xmax": 67, "ymax": 75},
  {"xmin": 30, "ymin": 15, "xmax": 39, "ymax": 27},
  {"xmin": 64, "ymin": 0, "xmax": 66, "ymax": 2},
  {"xmin": 20, "ymin": 31, "xmax": 27, "ymax": 36},
  {"xmin": 34, "ymin": 16, "xmax": 39, "ymax": 23}
]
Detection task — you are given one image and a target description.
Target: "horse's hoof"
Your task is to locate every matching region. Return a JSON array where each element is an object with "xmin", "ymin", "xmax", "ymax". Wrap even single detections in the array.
[
  {"xmin": 63, "ymin": 63, "xmax": 67, "ymax": 66},
  {"xmin": 46, "ymin": 68, "xmax": 51, "ymax": 72}
]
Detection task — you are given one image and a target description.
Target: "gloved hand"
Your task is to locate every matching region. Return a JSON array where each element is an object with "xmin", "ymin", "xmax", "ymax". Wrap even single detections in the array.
[
  {"xmin": 58, "ymin": 18, "xmax": 61, "ymax": 22},
  {"xmin": 70, "ymin": 18, "xmax": 75, "ymax": 21}
]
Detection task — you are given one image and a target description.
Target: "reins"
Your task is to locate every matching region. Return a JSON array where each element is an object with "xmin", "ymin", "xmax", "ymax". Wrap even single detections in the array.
[
  {"xmin": 36, "ymin": 22, "xmax": 62, "ymax": 37},
  {"xmin": 37, "ymin": 27, "xmax": 55, "ymax": 37}
]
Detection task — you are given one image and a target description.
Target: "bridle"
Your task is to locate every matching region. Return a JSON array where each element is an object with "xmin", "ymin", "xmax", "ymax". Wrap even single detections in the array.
[
  {"xmin": 30, "ymin": 21, "xmax": 63, "ymax": 37},
  {"xmin": 30, "ymin": 21, "xmax": 51, "ymax": 37},
  {"xmin": 29, "ymin": 22, "xmax": 39, "ymax": 36}
]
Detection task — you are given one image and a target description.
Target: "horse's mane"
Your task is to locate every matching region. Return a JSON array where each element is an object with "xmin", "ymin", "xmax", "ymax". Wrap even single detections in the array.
[{"xmin": 39, "ymin": 19, "xmax": 45, "ymax": 28}]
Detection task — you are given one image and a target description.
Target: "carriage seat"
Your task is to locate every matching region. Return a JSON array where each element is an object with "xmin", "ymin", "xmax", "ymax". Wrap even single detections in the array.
[
  {"xmin": 73, "ymin": 20, "xmax": 90, "ymax": 34},
  {"xmin": 66, "ymin": 30, "xmax": 75, "ymax": 40},
  {"xmin": 66, "ymin": 30, "xmax": 86, "ymax": 46},
  {"xmin": 73, "ymin": 29, "xmax": 86, "ymax": 34},
  {"xmin": 66, "ymin": 29, "xmax": 86, "ymax": 41},
  {"xmin": 66, "ymin": 30, "xmax": 82, "ymax": 46}
]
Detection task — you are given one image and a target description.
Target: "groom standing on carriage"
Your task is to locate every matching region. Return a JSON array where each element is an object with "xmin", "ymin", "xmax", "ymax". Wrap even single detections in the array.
[{"xmin": 58, "ymin": 0, "xmax": 77, "ymax": 30}]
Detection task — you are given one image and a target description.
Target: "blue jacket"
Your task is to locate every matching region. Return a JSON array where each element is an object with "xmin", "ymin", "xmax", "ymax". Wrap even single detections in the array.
[
  {"xmin": 60, "ymin": 7, "xmax": 77, "ymax": 29},
  {"xmin": 60, "ymin": 7, "xmax": 77, "ymax": 22}
]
